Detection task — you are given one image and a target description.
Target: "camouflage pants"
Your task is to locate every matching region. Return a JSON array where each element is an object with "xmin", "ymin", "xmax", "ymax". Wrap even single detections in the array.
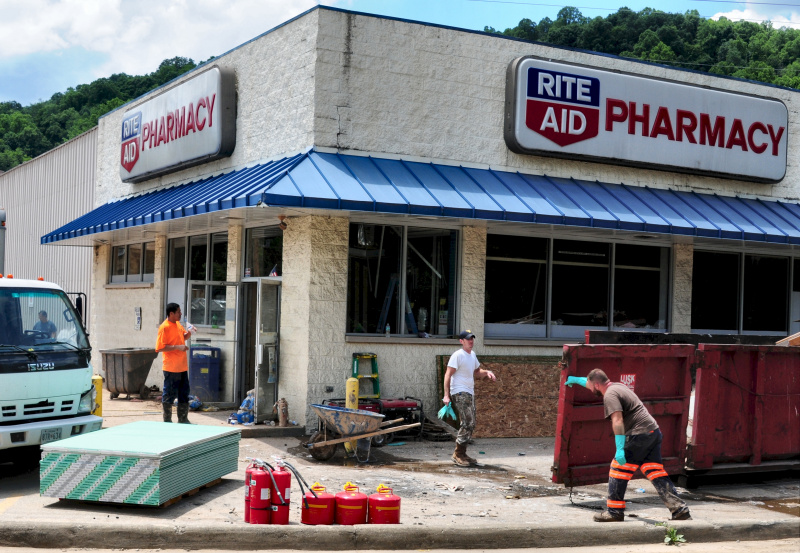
[{"xmin": 451, "ymin": 392, "xmax": 476, "ymax": 445}]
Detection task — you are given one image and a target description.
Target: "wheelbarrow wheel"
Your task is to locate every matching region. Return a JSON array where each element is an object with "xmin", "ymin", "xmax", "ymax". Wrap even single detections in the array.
[
  {"xmin": 139, "ymin": 384, "xmax": 149, "ymax": 401},
  {"xmin": 307, "ymin": 431, "xmax": 337, "ymax": 461},
  {"xmin": 371, "ymin": 431, "xmax": 394, "ymax": 447},
  {"xmin": 110, "ymin": 392, "xmax": 119, "ymax": 399}
]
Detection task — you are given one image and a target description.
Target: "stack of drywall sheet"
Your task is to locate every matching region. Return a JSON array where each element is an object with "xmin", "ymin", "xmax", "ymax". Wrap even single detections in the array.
[{"xmin": 40, "ymin": 421, "xmax": 240, "ymax": 506}]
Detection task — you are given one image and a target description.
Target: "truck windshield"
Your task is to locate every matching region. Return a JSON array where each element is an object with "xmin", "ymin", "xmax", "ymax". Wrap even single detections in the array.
[{"xmin": 0, "ymin": 288, "xmax": 89, "ymax": 351}]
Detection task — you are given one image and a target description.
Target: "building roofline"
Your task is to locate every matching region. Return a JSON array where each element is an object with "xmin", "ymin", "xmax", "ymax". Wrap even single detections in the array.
[{"xmin": 100, "ymin": 4, "xmax": 798, "ymax": 123}]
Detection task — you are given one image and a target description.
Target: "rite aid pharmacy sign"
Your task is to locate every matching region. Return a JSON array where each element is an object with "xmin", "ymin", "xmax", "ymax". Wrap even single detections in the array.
[
  {"xmin": 504, "ymin": 57, "xmax": 788, "ymax": 182},
  {"xmin": 120, "ymin": 66, "xmax": 236, "ymax": 183}
]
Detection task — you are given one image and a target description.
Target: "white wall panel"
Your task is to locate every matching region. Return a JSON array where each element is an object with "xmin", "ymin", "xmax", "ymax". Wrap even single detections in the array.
[{"xmin": 0, "ymin": 128, "xmax": 96, "ymax": 318}]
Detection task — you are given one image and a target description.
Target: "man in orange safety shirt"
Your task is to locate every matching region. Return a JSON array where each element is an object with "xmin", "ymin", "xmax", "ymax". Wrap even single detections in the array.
[{"xmin": 155, "ymin": 303, "xmax": 194, "ymax": 423}]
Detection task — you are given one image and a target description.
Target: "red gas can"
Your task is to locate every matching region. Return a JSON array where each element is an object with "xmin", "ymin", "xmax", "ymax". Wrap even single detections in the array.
[
  {"xmin": 244, "ymin": 462, "xmax": 255, "ymax": 523},
  {"xmin": 248, "ymin": 466, "xmax": 271, "ymax": 524},
  {"xmin": 368, "ymin": 484, "xmax": 401, "ymax": 524},
  {"xmin": 269, "ymin": 464, "xmax": 292, "ymax": 525},
  {"xmin": 301, "ymin": 482, "xmax": 335, "ymax": 525},
  {"xmin": 334, "ymin": 482, "xmax": 367, "ymax": 525}
]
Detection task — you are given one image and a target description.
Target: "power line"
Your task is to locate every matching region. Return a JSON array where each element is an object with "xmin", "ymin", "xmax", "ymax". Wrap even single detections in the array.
[{"xmin": 690, "ymin": 1, "xmax": 800, "ymax": 7}]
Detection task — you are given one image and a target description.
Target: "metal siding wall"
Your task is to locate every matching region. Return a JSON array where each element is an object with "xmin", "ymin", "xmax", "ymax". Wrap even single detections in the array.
[{"xmin": 0, "ymin": 128, "xmax": 96, "ymax": 313}]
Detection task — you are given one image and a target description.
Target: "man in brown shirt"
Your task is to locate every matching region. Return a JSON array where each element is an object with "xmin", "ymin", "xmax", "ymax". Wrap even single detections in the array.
[{"xmin": 569, "ymin": 369, "xmax": 691, "ymax": 522}]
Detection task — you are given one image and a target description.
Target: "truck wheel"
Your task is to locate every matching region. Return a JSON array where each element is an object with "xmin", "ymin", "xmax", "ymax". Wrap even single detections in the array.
[{"xmin": 307, "ymin": 432, "xmax": 337, "ymax": 461}]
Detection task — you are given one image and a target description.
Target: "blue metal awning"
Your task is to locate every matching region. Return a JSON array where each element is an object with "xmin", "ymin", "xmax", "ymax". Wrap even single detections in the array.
[{"xmin": 43, "ymin": 150, "xmax": 800, "ymax": 245}]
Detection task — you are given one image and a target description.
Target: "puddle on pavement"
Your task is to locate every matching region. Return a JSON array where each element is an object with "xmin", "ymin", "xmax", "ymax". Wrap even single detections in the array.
[{"xmin": 747, "ymin": 497, "xmax": 800, "ymax": 517}]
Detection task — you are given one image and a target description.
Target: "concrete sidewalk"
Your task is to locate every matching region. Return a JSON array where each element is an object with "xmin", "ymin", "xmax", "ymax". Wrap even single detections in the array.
[{"xmin": 0, "ymin": 390, "xmax": 797, "ymax": 550}]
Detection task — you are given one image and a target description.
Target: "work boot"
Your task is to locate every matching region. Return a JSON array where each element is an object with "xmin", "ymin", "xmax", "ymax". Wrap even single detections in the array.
[
  {"xmin": 672, "ymin": 508, "xmax": 692, "ymax": 521},
  {"xmin": 452, "ymin": 442, "xmax": 471, "ymax": 467},
  {"xmin": 177, "ymin": 403, "xmax": 191, "ymax": 424},
  {"xmin": 162, "ymin": 403, "xmax": 173, "ymax": 423},
  {"xmin": 463, "ymin": 445, "xmax": 478, "ymax": 465},
  {"xmin": 593, "ymin": 510, "xmax": 624, "ymax": 522}
]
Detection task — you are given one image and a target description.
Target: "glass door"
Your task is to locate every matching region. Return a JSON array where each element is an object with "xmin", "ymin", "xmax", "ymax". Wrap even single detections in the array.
[
  {"xmin": 254, "ymin": 278, "xmax": 280, "ymax": 423},
  {"xmin": 186, "ymin": 280, "xmax": 240, "ymax": 403}
]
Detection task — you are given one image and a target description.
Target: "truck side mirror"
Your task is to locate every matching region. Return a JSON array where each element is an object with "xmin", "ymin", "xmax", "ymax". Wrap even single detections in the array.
[{"xmin": 75, "ymin": 296, "xmax": 83, "ymax": 320}]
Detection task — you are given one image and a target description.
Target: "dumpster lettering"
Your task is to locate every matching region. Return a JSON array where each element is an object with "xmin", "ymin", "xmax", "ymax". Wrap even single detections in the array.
[{"xmin": 620, "ymin": 374, "xmax": 635, "ymax": 391}]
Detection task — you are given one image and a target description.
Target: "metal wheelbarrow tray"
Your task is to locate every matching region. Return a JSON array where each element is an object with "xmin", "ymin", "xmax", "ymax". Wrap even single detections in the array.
[{"xmin": 305, "ymin": 404, "xmax": 421, "ymax": 461}]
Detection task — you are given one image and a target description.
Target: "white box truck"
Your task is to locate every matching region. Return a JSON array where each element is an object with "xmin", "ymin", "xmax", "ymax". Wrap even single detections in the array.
[{"xmin": 0, "ymin": 210, "xmax": 102, "ymax": 462}]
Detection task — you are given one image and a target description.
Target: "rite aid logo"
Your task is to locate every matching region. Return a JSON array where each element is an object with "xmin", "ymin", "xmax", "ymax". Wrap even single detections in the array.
[
  {"xmin": 525, "ymin": 68, "xmax": 600, "ymax": 146},
  {"xmin": 505, "ymin": 56, "xmax": 788, "ymax": 183},
  {"xmin": 118, "ymin": 66, "xmax": 236, "ymax": 183},
  {"xmin": 121, "ymin": 112, "xmax": 142, "ymax": 173}
]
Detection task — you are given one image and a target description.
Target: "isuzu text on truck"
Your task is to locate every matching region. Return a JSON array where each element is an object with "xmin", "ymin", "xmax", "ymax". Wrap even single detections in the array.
[{"xmin": 0, "ymin": 211, "xmax": 101, "ymax": 462}]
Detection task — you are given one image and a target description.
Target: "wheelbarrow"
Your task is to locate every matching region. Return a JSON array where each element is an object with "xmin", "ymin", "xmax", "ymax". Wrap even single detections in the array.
[{"xmin": 305, "ymin": 404, "xmax": 421, "ymax": 461}]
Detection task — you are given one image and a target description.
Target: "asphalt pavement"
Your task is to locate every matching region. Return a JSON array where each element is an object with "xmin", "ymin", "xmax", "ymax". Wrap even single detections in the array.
[{"xmin": 0, "ymin": 389, "xmax": 797, "ymax": 550}]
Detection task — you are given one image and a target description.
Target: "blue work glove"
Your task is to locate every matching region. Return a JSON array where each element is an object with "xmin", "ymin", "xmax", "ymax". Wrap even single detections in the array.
[
  {"xmin": 437, "ymin": 403, "xmax": 456, "ymax": 420},
  {"xmin": 614, "ymin": 434, "xmax": 627, "ymax": 465},
  {"xmin": 565, "ymin": 376, "xmax": 587, "ymax": 388}
]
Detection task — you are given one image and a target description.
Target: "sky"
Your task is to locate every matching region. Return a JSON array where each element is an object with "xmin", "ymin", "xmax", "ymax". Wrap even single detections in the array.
[{"xmin": 1, "ymin": 0, "xmax": 799, "ymax": 106}]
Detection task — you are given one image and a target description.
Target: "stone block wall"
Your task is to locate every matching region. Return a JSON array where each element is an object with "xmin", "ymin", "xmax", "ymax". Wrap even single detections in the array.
[
  {"xmin": 671, "ymin": 243, "xmax": 694, "ymax": 334},
  {"xmin": 314, "ymin": 8, "xmax": 798, "ymax": 202},
  {"xmin": 90, "ymin": 237, "xmax": 165, "ymax": 385},
  {"xmin": 94, "ymin": 10, "xmax": 321, "ymax": 206},
  {"xmin": 279, "ymin": 214, "xmax": 349, "ymax": 426}
]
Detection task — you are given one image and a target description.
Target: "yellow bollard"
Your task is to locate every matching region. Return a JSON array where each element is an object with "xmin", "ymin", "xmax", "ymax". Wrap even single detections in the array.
[
  {"xmin": 91, "ymin": 375, "xmax": 103, "ymax": 417},
  {"xmin": 344, "ymin": 377, "xmax": 359, "ymax": 455}
]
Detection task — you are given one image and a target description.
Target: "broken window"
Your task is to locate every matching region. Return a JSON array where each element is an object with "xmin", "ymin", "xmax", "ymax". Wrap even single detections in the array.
[
  {"xmin": 484, "ymin": 235, "xmax": 547, "ymax": 338},
  {"xmin": 692, "ymin": 250, "xmax": 791, "ymax": 334},
  {"xmin": 346, "ymin": 224, "xmax": 457, "ymax": 336},
  {"xmin": 485, "ymin": 236, "xmax": 669, "ymax": 339}
]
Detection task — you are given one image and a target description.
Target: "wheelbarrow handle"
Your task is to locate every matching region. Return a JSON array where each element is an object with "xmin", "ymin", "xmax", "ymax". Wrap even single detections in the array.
[{"xmin": 305, "ymin": 422, "xmax": 421, "ymax": 448}]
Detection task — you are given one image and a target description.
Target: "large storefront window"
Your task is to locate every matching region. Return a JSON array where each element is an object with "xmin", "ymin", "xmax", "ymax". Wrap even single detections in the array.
[
  {"xmin": 484, "ymin": 235, "xmax": 547, "ymax": 338},
  {"xmin": 691, "ymin": 251, "xmax": 739, "ymax": 332},
  {"xmin": 244, "ymin": 227, "xmax": 283, "ymax": 278},
  {"xmin": 485, "ymin": 235, "xmax": 669, "ymax": 339},
  {"xmin": 692, "ymin": 251, "xmax": 790, "ymax": 334},
  {"xmin": 110, "ymin": 242, "xmax": 155, "ymax": 283},
  {"xmin": 613, "ymin": 244, "xmax": 669, "ymax": 330},
  {"xmin": 551, "ymin": 240, "xmax": 610, "ymax": 338},
  {"xmin": 743, "ymin": 255, "xmax": 788, "ymax": 332},
  {"xmin": 346, "ymin": 224, "xmax": 457, "ymax": 336},
  {"xmin": 168, "ymin": 232, "xmax": 228, "ymax": 328},
  {"xmin": 793, "ymin": 259, "xmax": 800, "ymax": 335}
]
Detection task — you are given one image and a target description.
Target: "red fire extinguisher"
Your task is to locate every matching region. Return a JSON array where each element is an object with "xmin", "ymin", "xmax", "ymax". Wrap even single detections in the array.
[
  {"xmin": 335, "ymin": 481, "xmax": 368, "ymax": 525},
  {"xmin": 248, "ymin": 465, "xmax": 271, "ymax": 525},
  {"xmin": 301, "ymin": 482, "xmax": 335, "ymax": 525},
  {"xmin": 244, "ymin": 462, "xmax": 256, "ymax": 523},
  {"xmin": 269, "ymin": 461, "xmax": 292, "ymax": 525},
  {"xmin": 368, "ymin": 483, "xmax": 401, "ymax": 524}
]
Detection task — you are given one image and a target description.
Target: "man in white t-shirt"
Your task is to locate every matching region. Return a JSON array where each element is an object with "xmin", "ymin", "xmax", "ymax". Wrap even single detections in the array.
[{"xmin": 443, "ymin": 330, "xmax": 496, "ymax": 466}]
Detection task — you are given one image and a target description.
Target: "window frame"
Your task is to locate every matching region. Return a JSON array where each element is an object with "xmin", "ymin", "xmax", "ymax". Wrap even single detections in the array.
[
  {"xmin": 109, "ymin": 241, "xmax": 156, "ymax": 283},
  {"xmin": 691, "ymin": 248, "xmax": 794, "ymax": 335},
  {"xmin": 167, "ymin": 232, "xmax": 229, "ymax": 327},
  {"xmin": 484, "ymin": 233, "xmax": 671, "ymax": 340},
  {"xmin": 345, "ymin": 221, "xmax": 460, "ymax": 337}
]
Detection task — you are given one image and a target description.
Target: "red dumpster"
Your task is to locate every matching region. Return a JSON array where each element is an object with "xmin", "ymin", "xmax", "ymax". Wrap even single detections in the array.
[
  {"xmin": 552, "ymin": 344, "xmax": 695, "ymax": 487},
  {"xmin": 688, "ymin": 344, "xmax": 800, "ymax": 472}
]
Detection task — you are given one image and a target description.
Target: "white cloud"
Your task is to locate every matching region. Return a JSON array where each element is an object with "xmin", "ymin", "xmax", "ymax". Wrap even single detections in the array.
[
  {"xmin": 711, "ymin": 4, "xmax": 800, "ymax": 29},
  {"xmin": 0, "ymin": 0, "xmax": 323, "ymax": 77}
]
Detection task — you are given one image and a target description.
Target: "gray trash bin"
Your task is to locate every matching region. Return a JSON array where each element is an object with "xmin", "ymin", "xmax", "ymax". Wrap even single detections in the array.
[{"xmin": 101, "ymin": 348, "xmax": 158, "ymax": 399}]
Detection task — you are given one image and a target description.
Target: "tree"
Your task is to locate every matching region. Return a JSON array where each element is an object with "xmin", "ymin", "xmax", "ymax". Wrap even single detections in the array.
[
  {"xmin": 491, "ymin": 7, "xmax": 797, "ymax": 88},
  {"xmin": 0, "ymin": 57, "xmax": 197, "ymax": 171}
]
